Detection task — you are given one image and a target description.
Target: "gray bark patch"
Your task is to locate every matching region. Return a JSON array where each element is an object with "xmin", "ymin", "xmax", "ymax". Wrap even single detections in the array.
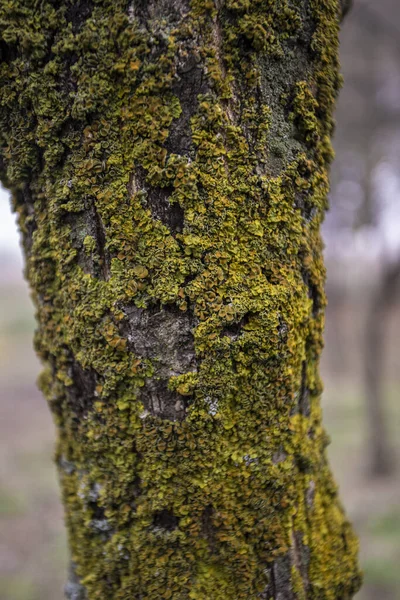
[
  {"xmin": 65, "ymin": 562, "xmax": 87, "ymax": 600},
  {"xmin": 291, "ymin": 531, "xmax": 310, "ymax": 594},
  {"xmin": 130, "ymin": 0, "xmax": 190, "ymax": 25},
  {"xmin": 261, "ymin": 553, "xmax": 296, "ymax": 600},
  {"xmin": 122, "ymin": 303, "xmax": 197, "ymax": 419},
  {"xmin": 273, "ymin": 553, "xmax": 296, "ymax": 600}
]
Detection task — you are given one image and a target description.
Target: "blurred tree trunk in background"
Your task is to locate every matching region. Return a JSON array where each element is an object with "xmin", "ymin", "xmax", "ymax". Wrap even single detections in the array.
[
  {"xmin": 364, "ymin": 260, "xmax": 400, "ymax": 476},
  {"xmin": 0, "ymin": 1, "xmax": 361, "ymax": 598},
  {"xmin": 355, "ymin": 100, "xmax": 396, "ymax": 478},
  {"xmin": 329, "ymin": 0, "xmax": 400, "ymax": 480}
]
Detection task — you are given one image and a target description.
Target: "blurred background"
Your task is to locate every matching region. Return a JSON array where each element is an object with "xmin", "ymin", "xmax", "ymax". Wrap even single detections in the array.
[{"xmin": 1, "ymin": 1, "xmax": 400, "ymax": 598}]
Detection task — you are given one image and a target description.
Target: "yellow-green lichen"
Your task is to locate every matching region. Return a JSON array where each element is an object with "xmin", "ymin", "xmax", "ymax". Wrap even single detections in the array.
[{"xmin": 0, "ymin": 0, "xmax": 361, "ymax": 598}]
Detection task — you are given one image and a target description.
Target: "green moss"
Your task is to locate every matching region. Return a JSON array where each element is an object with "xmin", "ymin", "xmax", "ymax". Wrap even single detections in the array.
[{"xmin": 0, "ymin": 0, "xmax": 361, "ymax": 598}]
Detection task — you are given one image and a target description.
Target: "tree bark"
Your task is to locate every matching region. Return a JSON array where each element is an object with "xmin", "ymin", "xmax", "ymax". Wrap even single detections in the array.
[{"xmin": 0, "ymin": 1, "xmax": 361, "ymax": 598}]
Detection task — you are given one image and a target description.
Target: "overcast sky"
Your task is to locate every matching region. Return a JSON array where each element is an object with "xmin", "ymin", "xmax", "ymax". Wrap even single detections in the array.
[{"xmin": 0, "ymin": 186, "xmax": 21, "ymax": 256}]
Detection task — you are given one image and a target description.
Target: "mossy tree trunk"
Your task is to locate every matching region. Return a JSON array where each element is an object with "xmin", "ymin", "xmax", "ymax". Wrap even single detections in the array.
[{"xmin": 0, "ymin": 1, "xmax": 361, "ymax": 598}]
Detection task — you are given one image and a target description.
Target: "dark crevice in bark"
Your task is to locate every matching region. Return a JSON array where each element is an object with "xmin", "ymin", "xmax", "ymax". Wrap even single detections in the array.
[
  {"xmin": 88, "ymin": 501, "xmax": 114, "ymax": 537},
  {"xmin": 261, "ymin": 535, "xmax": 310, "ymax": 599},
  {"xmin": 146, "ymin": 185, "xmax": 184, "ymax": 235},
  {"xmin": 64, "ymin": 201, "xmax": 110, "ymax": 279},
  {"xmin": 65, "ymin": 0, "xmax": 95, "ymax": 34},
  {"xmin": 298, "ymin": 359, "xmax": 311, "ymax": 417},
  {"xmin": 89, "ymin": 513, "xmax": 113, "ymax": 535},
  {"xmin": 301, "ymin": 265, "xmax": 320, "ymax": 318},
  {"xmin": 296, "ymin": 453, "xmax": 313, "ymax": 474},
  {"xmin": 201, "ymin": 504, "xmax": 217, "ymax": 552},
  {"xmin": 294, "ymin": 191, "xmax": 318, "ymax": 223},
  {"xmin": 165, "ymin": 53, "xmax": 208, "ymax": 157},
  {"xmin": 133, "ymin": 168, "xmax": 185, "ymax": 236},
  {"xmin": 126, "ymin": 476, "xmax": 142, "ymax": 510},
  {"xmin": 221, "ymin": 312, "xmax": 251, "ymax": 340},
  {"xmin": 152, "ymin": 509, "xmax": 180, "ymax": 531},
  {"xmin": 182, "ymin": 270, "xmax": 199, "ymax": 289},
  {"xmin": 0, "ymin": 39, "xmax": 17, "ymax": 64},
  {"xmin": 92, "ymin": 204, "xmax": 109, "ymax": 280},
  {"xmin": 66, "ymin": 360, "xmax": 97, "ymax": 419},
  {"xmin": 261, "ymin": 566, "xmax": 276, "ymax": 600},
  {"xmin": 129, "ymin": 53, "xmax": 209, "ymax": 237},
  {"xmin": 141, "ymin": 378, "xmax": 190, "ymax": 420}
]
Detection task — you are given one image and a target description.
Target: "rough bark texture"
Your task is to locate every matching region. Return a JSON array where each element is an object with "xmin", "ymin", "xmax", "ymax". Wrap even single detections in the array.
[{"xmin": 0, "ymin": 1, "xmax": 361, "ymax": 598}]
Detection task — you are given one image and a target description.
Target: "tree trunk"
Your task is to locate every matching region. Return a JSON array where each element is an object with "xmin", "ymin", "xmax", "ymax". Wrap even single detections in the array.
[
  {"xmin": 0, "ymin": 1, "xmax": 361, "ymax": 598},
  {"xmin": 364, "ymin": 260, "xmax": 400, "ymax": 476}
]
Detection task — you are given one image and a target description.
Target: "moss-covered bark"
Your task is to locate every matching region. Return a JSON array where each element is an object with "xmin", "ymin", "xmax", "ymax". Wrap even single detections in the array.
[{"xmin": 0, "ymin": 1, "xmax": 361, "ymax": 598}]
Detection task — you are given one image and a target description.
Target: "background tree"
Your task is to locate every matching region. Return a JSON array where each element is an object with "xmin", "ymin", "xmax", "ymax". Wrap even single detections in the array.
[
  {"xmin": 326, "ymin": 0, "xmax": 400, "ymax": 478},
  {"xmin": 0, "ymin": 1, "xmax": 361, "ymax": 599}
]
